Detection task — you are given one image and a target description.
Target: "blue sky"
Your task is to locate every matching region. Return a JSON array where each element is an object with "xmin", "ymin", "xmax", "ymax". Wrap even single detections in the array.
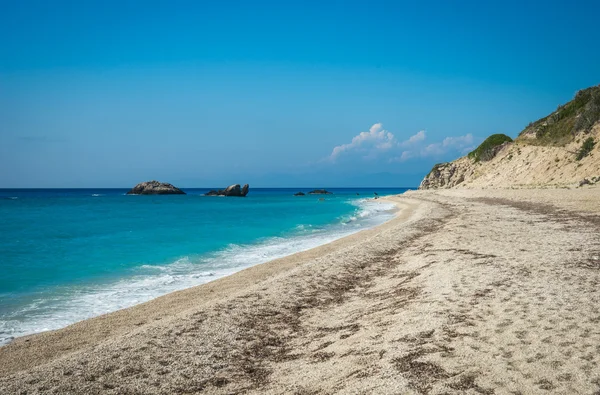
[{"xmin": 1, "ymin": 0, "xmax": 599, "ymax": 187}]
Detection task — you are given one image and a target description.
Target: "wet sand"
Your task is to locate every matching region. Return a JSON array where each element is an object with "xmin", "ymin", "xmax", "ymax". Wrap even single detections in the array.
[{"xmin": 1, "ymin": 188, "xmax": 600, "ymax": 394}]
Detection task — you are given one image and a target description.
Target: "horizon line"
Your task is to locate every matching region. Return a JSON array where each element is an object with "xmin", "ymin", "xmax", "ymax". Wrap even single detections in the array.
[{"xmin": 0, "ymin": 186, "xmax": 418, "ymax": 190}]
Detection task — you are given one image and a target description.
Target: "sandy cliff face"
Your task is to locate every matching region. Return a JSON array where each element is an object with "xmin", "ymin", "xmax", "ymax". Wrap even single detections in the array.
[
  {"xmin": 419, "ymin": 123, "xmax": 600, "ymax": 189},
  {"xmin": 420, "ymin": 85, "xmax": 600, "ymax": 189}
]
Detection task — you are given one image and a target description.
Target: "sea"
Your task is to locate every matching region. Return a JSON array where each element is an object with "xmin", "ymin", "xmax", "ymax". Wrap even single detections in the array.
[{"xmin": 0, "ymin": 187, "xmax": 410, "ymax": 345}]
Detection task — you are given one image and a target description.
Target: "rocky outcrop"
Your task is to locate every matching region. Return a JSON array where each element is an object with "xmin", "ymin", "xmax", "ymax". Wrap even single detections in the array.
[
  {"xmin": 579, "ymin": 177, "xmax": 600, "ymax": 187},
  {"xmin": 419, "ymin": 158, "xmax": 475, "ymax": 190},
  {"xmin": 205, "ymin": 184, "xmax": 250, "ymax": 197},
  {"xmin": 308, "ymin": 189, "xmax": 332, "ymax": 195},
  {"xmin": 126, "ymin": 181, "xmax": 186, "ymax": 195},
  {"xmin": 294, "ymin": 192, "xmax": 305, "ymax": 196}
]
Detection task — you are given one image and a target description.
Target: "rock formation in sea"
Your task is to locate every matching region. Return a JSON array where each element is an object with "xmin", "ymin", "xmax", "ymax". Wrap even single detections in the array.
[
  {"xmin": 294, "ymin": 192, "xmax": 305, "ymax": 196},
  {"xmin": 126, "ymin": 181, "xmax": 186, "ymax": 195},
  {"xmin": 308, "ymin": 189, "xmax": 332, "ymax": 195},
  {"xmin": 205, "ymin": 184, "xmax": 250, "ymax": 197},
  {"xmin": 420, "ymin": 84, "xmax": 600, "ymax": 189}
]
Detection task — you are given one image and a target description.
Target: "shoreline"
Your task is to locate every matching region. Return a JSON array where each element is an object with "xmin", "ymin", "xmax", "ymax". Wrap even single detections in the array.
[
  {"xmin": 2, "ymin": 188, "xmax": 600, "ymax": 394},
  {"xmin": 0, "ymin": 195, "xmax": 398, "ymax": 347},
  {"xmin": 0, "ymin": 195, "xmax": 411, "ymax": 375}
]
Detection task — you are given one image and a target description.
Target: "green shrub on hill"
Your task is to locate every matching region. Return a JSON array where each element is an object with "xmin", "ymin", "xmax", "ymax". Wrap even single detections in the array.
[
  {"xmin": 468, "ymin": 134, "xmax": 513, "ymax": 162},
  {"xmin": 520, "ymin": 85, "xmax": 600, "ymax": 146},
  {"xmin": 574, "ymin": 92, "xmax": 600, "ymax": 132},
  {"xmin": 576, "ymin": 137, "xmax": 596, "ymax": 161}
]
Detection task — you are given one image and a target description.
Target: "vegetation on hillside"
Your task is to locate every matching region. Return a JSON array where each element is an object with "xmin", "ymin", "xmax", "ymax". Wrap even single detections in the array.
[
  {"xmin": 519, "ymin": 85, "xmax": 600, "ymax": 146},
  {"xmin": 468, "ymin": 134, "xmax": 513, "ymax": 162},
  {"xmin": 576, "ymin": 137, "xmax": 596, "ymax": 161}
]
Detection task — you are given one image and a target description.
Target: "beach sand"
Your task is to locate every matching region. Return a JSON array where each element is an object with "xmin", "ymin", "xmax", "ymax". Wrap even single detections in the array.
[{"xmin": 1, "ymin": 188, "xmax": 600, "ymax": 394}]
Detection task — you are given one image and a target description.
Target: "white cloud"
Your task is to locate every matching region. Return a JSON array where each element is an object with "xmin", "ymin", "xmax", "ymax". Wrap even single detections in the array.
[
  {"xmin": 329, "ymin": 123, "xmax": 396, "ymax": 161},
  {"xmin": 404, "ymin": 130, "xmax": 426, "ymax": 146},
  {"xmin": 442, "ymin": 134, "xmax": 473, "ymax": 148},
  {"xmin": 421, "ymin": 143, "xmax": 445, "ymax": 157},
  {"xmin": 329, "ymin": 123, "xmax": 477, "ymax": 164},
  {"xmin": 329, "ymin": 124, "xmax": 429, "ymax": 162},
  {"xmin": 392, "ymin": 133, "xmax": 475, "ymax": 162},
  {"xmin": 398, "ymin": 151, "xmax": 414, "ymax": 161}
]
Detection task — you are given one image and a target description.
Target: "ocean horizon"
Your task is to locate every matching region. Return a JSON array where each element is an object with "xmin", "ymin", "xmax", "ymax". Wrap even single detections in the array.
[{"xmin": 0, "ymin": 187, "xmax": 411, "ymax": 344}]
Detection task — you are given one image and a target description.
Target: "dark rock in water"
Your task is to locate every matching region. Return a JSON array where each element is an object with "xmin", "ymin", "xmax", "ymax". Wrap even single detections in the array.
[
  {"xmin": 356, "ymin": 193, "xmax": 359, "ymax": 195},
  {"xmin": 294, "ymin": 192, "xmax": 305, "ymax": 196},
  {"xmin": 224, "ymin": 184, "xmax": 241, "ymax": 196},
  {"xmin": 374, "ymin": 192, "xmax": 378, "ymax": 196},
  {"xmin": 205, "ymin": 184, "xmax": 250, "ymax": 197},
  {"xmin": 308, "ymin": 189, "xmax": 332, "ymax": 195},
  {"xmin": 126, "ymin": 181, "xmax": 186, "ymax": 195}
]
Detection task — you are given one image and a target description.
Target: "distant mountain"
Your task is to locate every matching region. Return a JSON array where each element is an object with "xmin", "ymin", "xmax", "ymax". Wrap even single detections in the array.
[{"xmin": 420, "ymin": 85, "xmax": 600, "ymax": 189}]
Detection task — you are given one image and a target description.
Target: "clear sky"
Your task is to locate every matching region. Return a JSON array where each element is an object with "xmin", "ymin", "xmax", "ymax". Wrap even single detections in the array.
[{"xmin": 1, "ymin": 0, "xmax": 599, "ymax": 188}]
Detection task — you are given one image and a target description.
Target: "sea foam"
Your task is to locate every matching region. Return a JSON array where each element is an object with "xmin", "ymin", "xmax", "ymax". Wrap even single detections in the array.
[{"xmin": 0, "ymin": 197, "xmax": 396, "ymax": 345}]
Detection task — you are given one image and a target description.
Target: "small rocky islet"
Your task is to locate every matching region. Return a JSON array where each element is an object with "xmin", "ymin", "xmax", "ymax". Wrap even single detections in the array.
[
  {"xmin": 204, "ymin": 184, "xmax": 249, "ymax": 197},
  {"xmin": 307, "ymin": 189, "xmax": 332, "ymax": 195},
  {"xmin": 126, "ymin": 181, "xmax": 186, "ymax": 195},
  {"xmin": 126, "ymin": 181, "xmax": 251, "ymax": 196}
]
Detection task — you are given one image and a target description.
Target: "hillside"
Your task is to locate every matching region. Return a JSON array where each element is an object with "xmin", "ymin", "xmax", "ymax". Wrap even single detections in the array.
[{"xmin": 420, "ymin": 85, "xmax": 600, "ymax": 189}]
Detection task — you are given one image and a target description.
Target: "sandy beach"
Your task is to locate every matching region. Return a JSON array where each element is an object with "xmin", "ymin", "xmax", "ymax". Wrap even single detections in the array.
[{"xmin": 1, "ymin": 188, "xmax": 600, "ymax": 394}]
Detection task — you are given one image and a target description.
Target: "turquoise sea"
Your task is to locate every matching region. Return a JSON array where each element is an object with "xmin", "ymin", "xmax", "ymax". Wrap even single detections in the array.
[{"xmin": 0, "ymin": 187, "xmax": 409, "ymax": 344}]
